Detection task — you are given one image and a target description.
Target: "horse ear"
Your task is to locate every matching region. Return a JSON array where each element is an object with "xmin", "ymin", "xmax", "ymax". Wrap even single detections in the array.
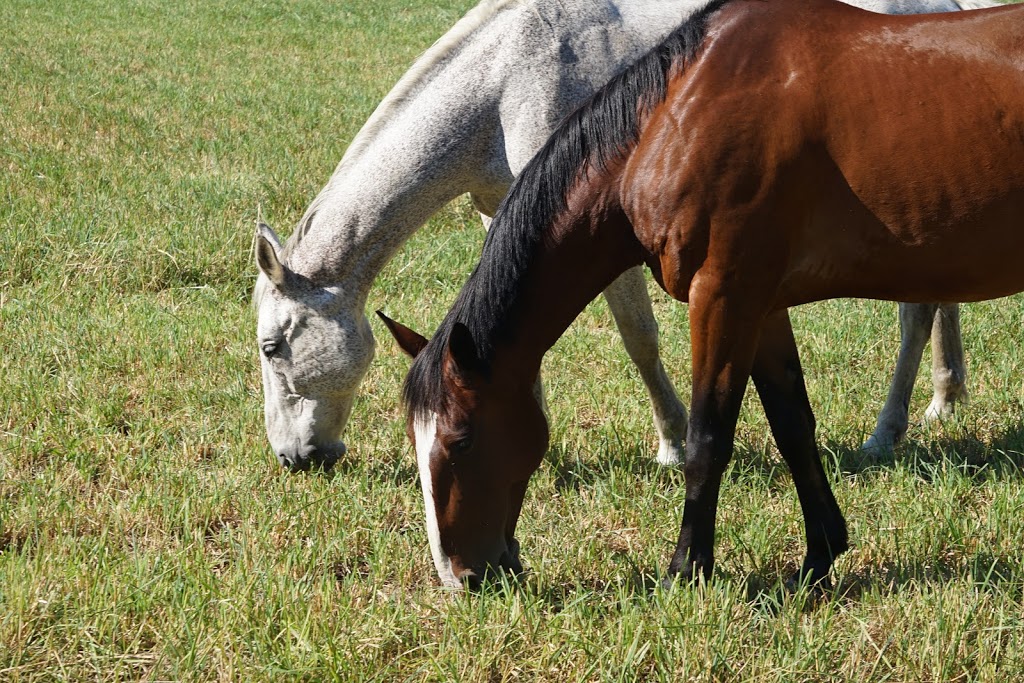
[
  {"xmin": 447, "ymin": 322, "xmax": 486, "ymax": 380},
  {"xmin": 376, "ymin": 310, "xmax": 428, "ymax": 358},
  {"xmin": 255, "ymin": 222, "xmax": 288, "ymax": 287}
]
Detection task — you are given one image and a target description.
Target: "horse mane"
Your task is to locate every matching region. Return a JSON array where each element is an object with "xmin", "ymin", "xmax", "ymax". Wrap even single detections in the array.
[
  {"xmin": 282, "ymin": 0, "xmax": 524, "ymax": 262},
  {"xmin": 404, "ymin": 0, "xmax": 731, "ymax": 420},
  {"xmin": 252, "ymin": 0, "xmax": 523, "ymax": 309}
]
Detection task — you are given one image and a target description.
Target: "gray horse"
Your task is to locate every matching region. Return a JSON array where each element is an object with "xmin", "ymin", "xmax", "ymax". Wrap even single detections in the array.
[{"xmin": 254, "ymin": 0, "xmax": 991, "ymax": 471}]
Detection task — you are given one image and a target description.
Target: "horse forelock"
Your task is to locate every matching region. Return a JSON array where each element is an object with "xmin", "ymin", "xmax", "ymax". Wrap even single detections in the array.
[{"xmin": 403, "ymin": 0, "xmax": 729, "ymax": 423}]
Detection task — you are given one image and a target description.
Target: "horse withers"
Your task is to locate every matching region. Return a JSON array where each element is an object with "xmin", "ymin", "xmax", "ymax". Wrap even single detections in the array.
[{"xmin": 384, "ymin": 0, "xmax": 1024, "ymax": 589}]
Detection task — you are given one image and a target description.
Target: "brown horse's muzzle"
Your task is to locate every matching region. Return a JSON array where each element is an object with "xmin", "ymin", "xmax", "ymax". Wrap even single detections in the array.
[{"xmin": 459, "ymin": 536, "xmax": 523, "ymax": 591}]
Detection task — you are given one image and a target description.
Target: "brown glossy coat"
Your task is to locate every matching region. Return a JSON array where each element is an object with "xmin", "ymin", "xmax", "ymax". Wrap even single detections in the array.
[
  {"xmin": 392, "ymin": 0, "xmax": 1024, "ymax": 588},
  {"xmin": 620, "ymin": 0, "xmax": 1024, "ymax": 581}
]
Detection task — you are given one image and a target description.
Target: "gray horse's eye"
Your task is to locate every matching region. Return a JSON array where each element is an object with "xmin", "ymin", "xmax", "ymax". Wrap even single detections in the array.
[{"xmin": 261, "ymin": 341, "xmax": 280, "ymax": 358}]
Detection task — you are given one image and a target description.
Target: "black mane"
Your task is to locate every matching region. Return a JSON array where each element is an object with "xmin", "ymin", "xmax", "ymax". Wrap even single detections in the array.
[{"xmin": 403, "ymin": 0, "xmax": 730, "ymax": 418}]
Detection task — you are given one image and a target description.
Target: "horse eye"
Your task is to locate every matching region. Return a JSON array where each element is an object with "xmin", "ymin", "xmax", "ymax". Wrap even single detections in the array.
[
  {"xmin": 450, "ymin": 435, "xmax": 474, "ymax": 457},
  {"xmin": 261, "ymin": 341, "xmax": 280, "ymax": 358}
]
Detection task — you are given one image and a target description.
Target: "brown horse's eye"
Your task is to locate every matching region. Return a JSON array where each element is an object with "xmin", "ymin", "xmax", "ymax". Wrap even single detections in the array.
[{"xmin": 450, "ymin": 434, "xmax": 474, "ymax": 458}]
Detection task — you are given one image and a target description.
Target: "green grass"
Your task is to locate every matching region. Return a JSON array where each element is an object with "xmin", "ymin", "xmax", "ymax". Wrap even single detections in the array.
[{"xmin": 3, "ymin": 0, "xmax": 1024, "ymax": 680}]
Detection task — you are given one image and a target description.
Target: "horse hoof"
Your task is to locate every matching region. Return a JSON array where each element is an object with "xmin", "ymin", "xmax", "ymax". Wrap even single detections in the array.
[
  {"xmin": 656, "ymin": 440, "xmax": 683, "ymax": 467},
  {"xmin": 786, "ymin": 556, "xmax": 833, "ymax": 597},
  {"xmin": 785, "ymin": 571, "xmax": 831, "ymax": 597},
  {"xmin": 660, "ymin": 573, "xmax": 698, "ymax": 591},
  {"xmin": 923, "ymin": 399, "xmax": 956, "ymax": 424},
  {"xmin": 861, "ymin": 432, "xmax": 896, "ymax": 455}
]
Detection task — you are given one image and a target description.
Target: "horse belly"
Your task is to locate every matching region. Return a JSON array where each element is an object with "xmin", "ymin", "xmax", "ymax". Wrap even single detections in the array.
[{"xmin": 783, "ymin": 189, "xmax": 1024, "ymax": 306}]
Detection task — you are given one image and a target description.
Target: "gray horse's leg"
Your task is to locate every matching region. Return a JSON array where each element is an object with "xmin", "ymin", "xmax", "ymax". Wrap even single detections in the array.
[
  {"xmin": 924, "ymin": 303, "xmax": 968, "ymax": 423},
  {"xmin": 863, "ymin": 302, "xmax": 938, "ymax": 451},
  {"xmin": 602, "ymin": 267, "xmax": 688, "ymax": 465},
  {"xmin": 864, "ymin": 303, "xmax": 968, "ymax": 452}
]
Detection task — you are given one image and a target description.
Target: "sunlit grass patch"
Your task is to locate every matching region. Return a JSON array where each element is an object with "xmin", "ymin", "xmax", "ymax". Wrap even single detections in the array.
[{"xmin": 3, "ymin": 0, "xmax": 1024, "ymax": 680}]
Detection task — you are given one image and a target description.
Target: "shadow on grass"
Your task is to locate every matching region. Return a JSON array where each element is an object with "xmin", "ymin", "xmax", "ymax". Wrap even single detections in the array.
[
  {"xmin": 821, "ymin": 418, "xmax": 1024, "ymax": 482},
  {"xmin": 420, "ymin": 547, "xmax": 1022, "ymax": 616},
  {"xmin": 736, "ymin": 549, "xmax": 1024, "ymax": 617},
  {"xmin": 328, "ymin": 446, "xmax": 419, "ymax": 487},
  {"xmin": 507, "ymin": 566, "xmax": 664, "ymax": 612},
  {"xmin": 832, "ymin": 551, "xmax": 1023, "ymax": 603},
  {"xmin": 546, "ymin": 440, "xmax": 682, "ymax": 493}
]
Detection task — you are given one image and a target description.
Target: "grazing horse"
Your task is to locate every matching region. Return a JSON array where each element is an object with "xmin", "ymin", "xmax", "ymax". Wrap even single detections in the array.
[
  {"xmin": 383, "ymin": 0, "xmax": 1024, "ymax": 588},
  {"xmin": 252, "ymin": 0, "xmax": 991, "ymax": 472}
]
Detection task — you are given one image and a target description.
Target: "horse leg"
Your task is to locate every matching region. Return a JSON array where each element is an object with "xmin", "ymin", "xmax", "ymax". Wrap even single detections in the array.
[
  {"xmin": 751, "ymin": 310, "xmax": 848, "ymax": 585},
  {"xmin": 668, "ymin": 287, "xmax": 764, "ymax": 583},
  {"xmin": 924, "ymin": 303, "xmax": 968, "ymax": 424},
  {"xmin": 863, "ymin": 302, "xmax": 937, "ymax": 451},
  {"xmin": 602, "ymin": 268, "xmax": 688, "ymax": 465}
]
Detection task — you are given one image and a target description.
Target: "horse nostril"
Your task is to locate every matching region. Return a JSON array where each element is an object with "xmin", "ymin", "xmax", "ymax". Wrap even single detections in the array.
[
  {"xmin": 278, "ymin": 454, "xmax": 311, "ymax": 472},
  {"xmin": 309, "ymin": 445, "xmax": 345, "ymax": 471}
]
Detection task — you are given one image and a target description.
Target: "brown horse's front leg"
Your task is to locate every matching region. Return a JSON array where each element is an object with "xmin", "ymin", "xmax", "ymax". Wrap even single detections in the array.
[
  {"xmin": 751, "ymin": 310, "xmax": 848, "ymax": 586},
  {"xmin": 668, "ymin": 283, "xmax": 767, "ymax": 584}
]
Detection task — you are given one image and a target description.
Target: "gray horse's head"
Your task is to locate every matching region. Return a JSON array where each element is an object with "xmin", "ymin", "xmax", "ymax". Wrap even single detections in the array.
[{"xmin": 253, "ymin": 223, "xmax": 375, "ymax": 471}]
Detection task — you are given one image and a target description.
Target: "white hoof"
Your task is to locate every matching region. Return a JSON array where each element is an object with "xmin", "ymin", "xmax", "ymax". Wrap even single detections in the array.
[
  {"xmin": 656, "ymin": 440, "xmax": 683, "ymax": 466},
  {"xmin": 923, "ymin": 398, "xmax": 956, "ymax": 424}
]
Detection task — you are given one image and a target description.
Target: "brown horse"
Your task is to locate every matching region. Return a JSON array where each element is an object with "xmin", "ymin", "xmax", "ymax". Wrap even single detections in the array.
[{"xmin": 381, "ymin": 0, "xmax": 1024, "ymax": 589}]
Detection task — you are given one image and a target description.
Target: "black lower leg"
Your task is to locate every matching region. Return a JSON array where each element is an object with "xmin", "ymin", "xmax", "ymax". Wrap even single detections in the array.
[{"xmin": 752, "ymin": 311, "xmax": 848, "ymax": 585}]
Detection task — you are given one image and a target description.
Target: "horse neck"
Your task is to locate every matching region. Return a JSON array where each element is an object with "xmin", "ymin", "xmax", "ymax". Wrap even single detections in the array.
[
  {"xmin": 485, "ymin": 185, "xmax": 644, "ymax": 383},
  {"xmin": 284, "ymin": 0, "xmax": 705, "ymax": 303},
  {"xmin": 289, "ymin": 102, "xmax": 500, "ymax": 297}
]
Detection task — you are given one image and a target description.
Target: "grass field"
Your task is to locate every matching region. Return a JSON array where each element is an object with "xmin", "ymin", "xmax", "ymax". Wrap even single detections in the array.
[{"xmin": 3, "ymin": 0, "xmax": 1024, "ymax": 680}]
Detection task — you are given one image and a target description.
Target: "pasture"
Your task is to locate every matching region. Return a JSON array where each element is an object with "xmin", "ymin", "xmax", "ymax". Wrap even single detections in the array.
[{"xmin": 2, "ymin": 0, "xmax": 1024, "ymax": 679}]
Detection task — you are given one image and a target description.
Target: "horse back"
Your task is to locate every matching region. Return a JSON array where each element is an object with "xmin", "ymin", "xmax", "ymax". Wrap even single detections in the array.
[{"xmin": 625, "ymin": 0, "xmax": 1024, "ymax": 305}]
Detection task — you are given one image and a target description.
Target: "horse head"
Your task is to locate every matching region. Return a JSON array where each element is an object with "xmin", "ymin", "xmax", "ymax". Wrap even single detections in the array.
[
  {"xmin": 381, "ymin": 311, "xmax": 548, "ymax": 589},
  {"xmin": 253, "ymin": 222, "xmax": 375, "ymax": 471}
]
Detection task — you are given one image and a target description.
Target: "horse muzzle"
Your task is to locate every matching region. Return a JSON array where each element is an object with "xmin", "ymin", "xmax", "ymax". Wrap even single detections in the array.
[
  {"xmin": 458, "ymin": 537, "xmax": 523, "ymax": 591},
  {"xmin": 276, "ymin": 442, "xmax": 346, "ymax": 472}
]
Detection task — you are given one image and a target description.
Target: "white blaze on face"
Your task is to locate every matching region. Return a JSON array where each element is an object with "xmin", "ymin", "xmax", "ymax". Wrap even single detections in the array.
[{"xmin": 414, "ymin": 413, "xmax": 461, "ymax": 588}]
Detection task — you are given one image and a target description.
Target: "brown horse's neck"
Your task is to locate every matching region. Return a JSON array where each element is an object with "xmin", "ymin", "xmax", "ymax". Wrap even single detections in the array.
[{"xmin": 487, "ymin": 180, "xmax": 646, "ymax": 384}]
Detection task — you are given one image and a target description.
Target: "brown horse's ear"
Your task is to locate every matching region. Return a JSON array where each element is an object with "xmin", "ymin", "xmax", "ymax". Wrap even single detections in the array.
[
  {"xmin": 447, "ymin": 322, "xmax": 487, "ymax": 380},
  {"xmin": 376, "ymin": 311, "xmax": 428, "ymax": 358}
]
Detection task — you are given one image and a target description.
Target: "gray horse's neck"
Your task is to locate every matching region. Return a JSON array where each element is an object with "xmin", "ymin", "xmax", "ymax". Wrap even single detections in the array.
[
  {"xmin": 282, "ymin": 0, "xmax": 696, "ymax": 301},
  {"xmin": 284, "ymin": 77, "xmax": 498, "ymax": 299},
  {"xmin": 279, "ymin": 0, "xmax": 984, "ymax": 303}
]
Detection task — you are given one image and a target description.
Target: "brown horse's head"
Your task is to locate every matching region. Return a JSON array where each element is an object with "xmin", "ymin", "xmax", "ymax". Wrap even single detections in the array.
[{"xmin": 379, "ymin": 312, "xmax": 548, "ymax": 590}]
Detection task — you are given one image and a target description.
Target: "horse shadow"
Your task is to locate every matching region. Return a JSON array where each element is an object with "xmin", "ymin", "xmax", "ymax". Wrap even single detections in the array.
[
  {"xmin": 546, "ymin": 439, "xmax": 679, "ymax": 493},
  {"xmin": 739, "ymin": 549, "xmax": 1023, "ymax": 617},
  {"xmin": 498, "ymin": 547, "xmax": 1022, "ymax": 615},
  {"xmin": 326, "ymin": 442, "xmax": 420, "ymax": 487},
  {"xmin": 823, "ymin": 418, "xmax": 1024, "ymax": 481}
]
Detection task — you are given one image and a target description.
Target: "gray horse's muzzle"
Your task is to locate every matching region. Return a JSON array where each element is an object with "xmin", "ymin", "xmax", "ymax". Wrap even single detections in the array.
[{"xmin": 277, "ymin": 442, "xmax": 346, "ymax": 473}]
